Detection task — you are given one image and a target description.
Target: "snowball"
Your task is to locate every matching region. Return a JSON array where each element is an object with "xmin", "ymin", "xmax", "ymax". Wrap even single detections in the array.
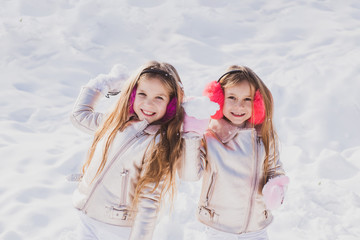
[
  {"xmin": 109, "ymin": 64, "xmax": 129, "ymax": 80},
  {"xmin": 87, "ymin": 64, "xmax": 129, "ymax": 93},
  {"xmin": 182, "ymin": 96, "xmax": 219, "ymax": 119}
]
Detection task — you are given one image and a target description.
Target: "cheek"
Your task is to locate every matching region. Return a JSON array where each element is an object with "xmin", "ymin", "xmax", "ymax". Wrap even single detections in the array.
[
  {"xmin": 245, "ymin": 102, "xmax": 252, "ymax": 112},
  {"xmin": 159, "ymin": 101, "xmax": 169, "ymax": 113},
  {"xmin": 133, "ymin": 97, "xmax": 139, "ymax": 108},
  {"xmin": 222, "ymin": 102, "xmax": 232, "ymax": 118},
  {"xmin": 223, "ymin": 100, "xmax": 234, "ymax": 111},
  {"xmin": 133, "ymin": 96, "xmax": 143, "ymax": 111}
]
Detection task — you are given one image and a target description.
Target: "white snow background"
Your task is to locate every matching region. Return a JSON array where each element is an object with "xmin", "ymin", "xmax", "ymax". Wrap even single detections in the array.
[{"xmin": 1, "ymin": 0, "xmax": 360, "ymax": 239}]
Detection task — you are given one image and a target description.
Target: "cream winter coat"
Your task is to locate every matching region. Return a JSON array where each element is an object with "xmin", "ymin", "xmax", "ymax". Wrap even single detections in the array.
[
  {"xmin": 178, "ymin": 118, "xmax": 285, "ymax": 234},
  {"xmin": 71, "ymin": 87, "xmax": 163, "ymax": 240}
]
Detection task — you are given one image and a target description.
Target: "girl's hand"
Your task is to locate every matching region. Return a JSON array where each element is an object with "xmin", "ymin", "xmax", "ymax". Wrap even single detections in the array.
[
  {"xmin": 183, "ymin": 113, "xmax": 209, "ymax": 135},
  {"xmin": 262, "ymin": 175, "xmax": 289, "ymax": 210},
  {"xmin": 86, "ymin": 64, "xmax": 129, "ymax": 97}
]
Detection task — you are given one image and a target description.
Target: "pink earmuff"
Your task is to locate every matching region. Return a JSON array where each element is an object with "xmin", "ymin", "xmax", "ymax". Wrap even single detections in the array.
[
  {"xmin": 161, "ymin": 97, "xmax": 177, "ymax": 121},
  {"xmin": 203, "ymin": 79, "xmax": 266, "ymax": 125},
  {"xmin": 128, "ymin": 86, "xmax": 177, "ymax": 122},
  {"xmin": 129, "ymin": 86, "xmax": 137, "ymax": 114}
]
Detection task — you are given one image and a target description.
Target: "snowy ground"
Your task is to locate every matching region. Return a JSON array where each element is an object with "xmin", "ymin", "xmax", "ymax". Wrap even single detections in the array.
[{"xmin": 1, "ymin": 0, "xmax": 360, "ymax": 239}]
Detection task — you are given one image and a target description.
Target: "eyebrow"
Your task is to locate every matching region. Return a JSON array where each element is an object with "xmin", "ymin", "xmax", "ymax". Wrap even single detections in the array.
[
  {"xmin": 137, "ymin": 88, "xmax": 169, "ymax": 97},
  {"xmin": 226, "ymin": 91, "xmax": 252, "ymax": 98}
]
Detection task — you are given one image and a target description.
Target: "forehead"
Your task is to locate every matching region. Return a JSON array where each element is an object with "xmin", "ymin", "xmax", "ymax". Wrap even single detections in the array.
[
  {"xmin": 225, "ymin": 80, "xmax": 252, "ymax": 95},
  {"xmin": 138, "ymin": 76, "xmax": 171, "ymax": 95}
]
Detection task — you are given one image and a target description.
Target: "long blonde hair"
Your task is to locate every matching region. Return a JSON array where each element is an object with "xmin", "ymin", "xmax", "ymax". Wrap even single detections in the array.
[
  {"xmin": 219, "ymin": 65, "xmax": 276, "ymax": 182},
  {"xmin": 82, "ymin": 60, "xmax": 184, "ymax": 206}
]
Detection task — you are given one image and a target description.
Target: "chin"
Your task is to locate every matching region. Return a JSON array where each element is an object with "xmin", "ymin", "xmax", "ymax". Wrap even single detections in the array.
[
  {"xmin": 143, "ymin": 117, "xmax": 153, "ymax": 122},
  {"xmin": 145, "ymin": 117, "xmax": 158, "ymax": 123},
  {"xmin": 230, "ymin": 119, "xmax": 246, "ymax": 125}
]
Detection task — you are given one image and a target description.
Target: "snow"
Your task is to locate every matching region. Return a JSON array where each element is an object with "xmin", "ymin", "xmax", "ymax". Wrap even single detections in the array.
[{"xmin": 1, "ymin": 0, "xmax": 360, "ymax": 239}]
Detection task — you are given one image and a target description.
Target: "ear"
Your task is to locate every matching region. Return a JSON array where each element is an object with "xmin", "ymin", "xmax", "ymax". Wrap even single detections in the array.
[
  {"xmin": 248, "ymin": 90, "xmax": 266, "ymax": 125},
  {"xmin": 202, "ymin": 81, "xmax": 224, "ymax": 119}
]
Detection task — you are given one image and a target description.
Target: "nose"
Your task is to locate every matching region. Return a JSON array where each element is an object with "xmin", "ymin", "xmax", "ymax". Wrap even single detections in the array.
[
  {"xmin": 143, "ymin": 98, "xmax": 155, "ymax": 107},
  {"xmin": 238, "ymin": 100, "xmax": 246, "ymax": 108}
]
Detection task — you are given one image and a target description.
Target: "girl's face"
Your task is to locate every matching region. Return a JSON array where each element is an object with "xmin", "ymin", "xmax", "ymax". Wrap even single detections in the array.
[
  {"xmin": 133, "ymin": 77, "xmax": 171, "ymax": 123},
  {"xmin": 223, "ymin": 80, "xmax": 253, "ymax": 126}
]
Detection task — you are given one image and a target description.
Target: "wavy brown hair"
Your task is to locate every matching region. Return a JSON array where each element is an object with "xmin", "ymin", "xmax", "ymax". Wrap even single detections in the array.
[
  {"xmin": 82, "ymin": 60, "xmax": 184, "ymax": 207},
  {"xmin": 219, "ymin": 65, "xmax": 277, "ymax": 183}
]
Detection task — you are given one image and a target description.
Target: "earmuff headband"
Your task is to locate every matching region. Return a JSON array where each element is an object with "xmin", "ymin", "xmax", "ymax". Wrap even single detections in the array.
[
  {"xmin": 106, "ymin": 68, "xmax": 175, "ymax": 98},
  {"xmin": 140, "ymin": 67, "xmax": 175, "ymax": 82},
  {"xmin": 217, "ymin": 70, "xmax": 244, "ymax": 82},
  {"xmin": 140, "ymin": 67, "xmax": 183, "ymax": 97}
]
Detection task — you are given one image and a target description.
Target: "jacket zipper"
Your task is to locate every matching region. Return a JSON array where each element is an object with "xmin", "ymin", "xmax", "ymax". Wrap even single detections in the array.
[
  {"xmin": 243, "ymin": 132, "xmax": 260, "ymax": 232},
  {"xmin": 119, "ymin": 169, "xmax": 129, "ymax": 207},
  {"xmin": 205, "ymin": 172, "xmax": 217, "ymax": 207},
  {"xmin": 82, "ymin": 128, "xmax": 146, "ymax": 213}
]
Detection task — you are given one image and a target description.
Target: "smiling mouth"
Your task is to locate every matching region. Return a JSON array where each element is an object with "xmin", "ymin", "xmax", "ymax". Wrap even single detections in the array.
[
  {"xmin": 231, "ymin": 112, "xmax": 245, "ymax": 117},
  {"xmin": 141, "ymin": 109, "xmax": 156, "ymax": 116}
]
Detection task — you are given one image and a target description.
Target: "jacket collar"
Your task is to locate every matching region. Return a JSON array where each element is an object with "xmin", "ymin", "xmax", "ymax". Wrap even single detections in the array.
[
  {"xmin": 127, "ymin": 118, "xmax": 160, "ymax": 135},
  {"xmin": 209, "ymin": 118, "xmax": 255, "ymax": 143},
  {"xmin": 145, "ymin": 124, "xmax": 160, "ymax": 135}
]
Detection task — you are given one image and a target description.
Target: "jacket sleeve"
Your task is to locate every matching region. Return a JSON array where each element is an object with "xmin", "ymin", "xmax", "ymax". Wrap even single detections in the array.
[
  {"xmin": 70, "ymin": 86, "xmax": 105, "ymax": 134},
  {"xmin": 129, "ymin": 174, "xmax": 162, "ymax": 240},
  {"xmin": 265, "ymin": 136, "xmax": 286, "ymax": 181},
  {"xmin": 177, "ymin": 132, "xmax": 206, "ymax": 181}
]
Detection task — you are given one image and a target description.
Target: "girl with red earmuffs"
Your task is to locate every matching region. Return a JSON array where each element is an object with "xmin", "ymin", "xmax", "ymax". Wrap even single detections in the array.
[{"xmin": 179, "ymin": 65, "xmax": 289, "ymax": 240}]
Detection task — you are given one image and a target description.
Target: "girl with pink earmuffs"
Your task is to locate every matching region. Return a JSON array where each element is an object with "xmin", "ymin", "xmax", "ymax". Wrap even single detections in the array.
[
  {"xmin": 180, "ymin": 65, "xmax": 289, "ymax": 240},
  {"xmin": 70, "ymin": 61, "xmax": 185, "ymax": 240}
]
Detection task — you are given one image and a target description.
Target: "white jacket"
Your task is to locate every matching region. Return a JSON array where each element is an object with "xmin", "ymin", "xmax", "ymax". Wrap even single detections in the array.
[
  {"xmin": 71, "ymin": 87, "xmax": 163, "ymax": 240},
  {"xmin": 178, "ymin": 118, "xmax": 285, "ymax": 234}
]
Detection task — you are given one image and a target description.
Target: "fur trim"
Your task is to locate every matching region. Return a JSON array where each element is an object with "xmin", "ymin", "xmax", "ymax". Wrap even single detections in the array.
[
  {"xmin": 202, "ymin": 81, "xmax": 224, "ymax": 119},
  {"xmin": 248, "ymin": 90, "xmax": 265, "ymax": 125}
]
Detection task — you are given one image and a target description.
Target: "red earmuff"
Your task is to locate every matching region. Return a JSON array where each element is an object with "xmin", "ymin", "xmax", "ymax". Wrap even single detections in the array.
[
  {"xmin": 203, "ymin": 81, "xmax": 224, "ymax": 119},
  {"xmin": 248, "ymin": 90, "xmax": 266, "ymax": 125}
]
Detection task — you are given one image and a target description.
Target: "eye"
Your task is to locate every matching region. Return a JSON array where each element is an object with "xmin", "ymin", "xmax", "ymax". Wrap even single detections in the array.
[
  {"xmin": 227, "ymin": 96, "xmax": 236, "ymax": 100},
  {"xmin": 155, "ymin": 96, "xmax": 164, "ymax": 101},
  {"xmin": 244, "ymin": 97, "xmax": 252, "ymax": 101},
  {"xmin": 138, "ymin": 92, "xmax": 146, "ymax": 96}
]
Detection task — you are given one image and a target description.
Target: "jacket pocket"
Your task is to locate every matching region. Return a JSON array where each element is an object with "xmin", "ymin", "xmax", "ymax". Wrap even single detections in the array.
[
  {"xmin": 264, "ymin": 210, "xmax": 268, "ymax": 220},
  {"xmin": 105, "ymin": 169, "xmax": 131, "ymax": 220},
  {"xmin": 106, "ymin": 205, "xmax": 132, "ymax": 220},
  {"xmin": 199, "ymin": 172, "xmax": 219, "ymax": 222},
  {"xmin": 198, "ymin": 205, "xmax": 219, "ymax": 222},
  {"xmin": 204, "ymin": 172, "xmax": 217, "ymax": 206}
]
